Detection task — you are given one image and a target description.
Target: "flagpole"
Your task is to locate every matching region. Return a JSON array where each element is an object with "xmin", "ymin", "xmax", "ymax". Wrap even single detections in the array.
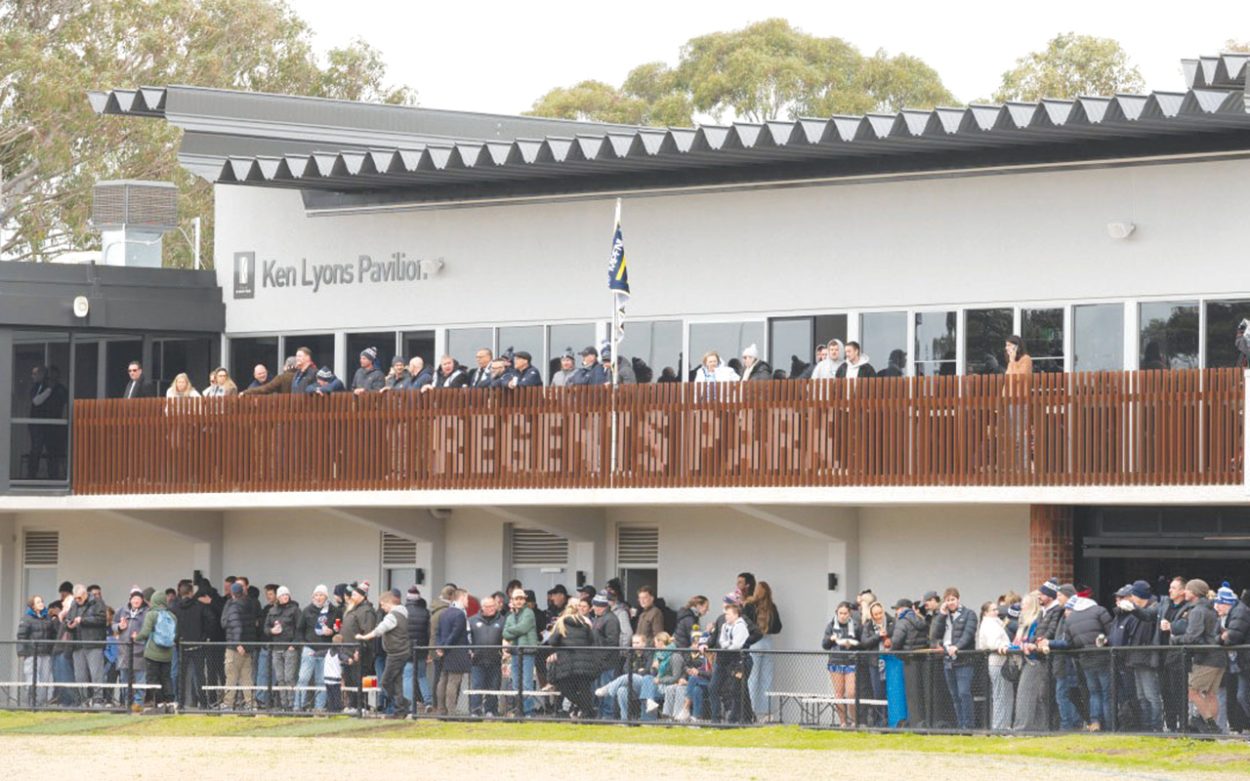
[{"xmin": 609, "ymin": 198, "xmax": 621, "ymax": 481}]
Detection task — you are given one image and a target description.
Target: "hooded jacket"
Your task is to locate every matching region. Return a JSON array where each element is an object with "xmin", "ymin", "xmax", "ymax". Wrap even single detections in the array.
[
  {"xmin": 17, "ymin": 607, "xmax": 56, "ymax": 657},
  {"xmin": 673, "ymin": 607, "xmax": 703, "ymax": 650},
  {"xmin": 1050, "ymin": 597, "xmax": 1114, "ymax": 669},
  {"xmin": 1221, "ymin": 600, "xmax": 1250, "ymax": 667},
  {"xmin": 341, "ymin": 599, "xmax": 379, "ymax": 664},
  {"xmin": 810, "ymin": 340, "xmax": 845, "ymax": 380},
  {"xmin": 545, "ymin": 615, "xmax": 599, "ymax": 681},
  {"xmin": 170, "ymin": 595, "xmax": 208, "ymax": 644},
  {"xmin": 433, "ymin": 364, "xmax": 469, "ymax": 389},
  {"xmin": 836, "ymin": 354, "xmax": 877, "ymax": 379},
  {"xmin": 891, "ymin": 609, "xmax": 929, "ymax": 652},
  {"xmin": 112, "ymin": 601, "xmax": 148, "ymax": 670},
  {"xmin": 221, "ymin": 594, "xmax": 258, "ymax": 644},
  {"xmin": 405, "ymin": 595, "xmax": 431, "ymax": 661},
  {"xmin": 299, "ymin": 598, "xmax": 341, "ymax": 652},
  {"xmin": 740, "ymin": 359, "xmax": 773, "ymax": 382},
  {"xmin": 135, "ymin": 592, "xmax": 174, "ymax": 664}
]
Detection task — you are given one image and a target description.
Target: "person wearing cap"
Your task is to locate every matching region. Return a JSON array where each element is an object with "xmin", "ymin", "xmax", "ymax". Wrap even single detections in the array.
[
  {"xmin": 339, "ymin": 582, "xmax": 378, "ymax": 711},
  {"xmin": 890, "ymin": 597, "xmax": 929, "ymax": 729},
  {"xmin": 351, "ymin": 346, "xmax": 386, "ymax": 395},
  {"xmin": 296, "ymin": 584, "xmax": 339, "ymax": 711},
  {"xmin": 220, "ymin": 581, "xmax": 258, "ymax": 709},
  {"xmin": 112, "ymin": 587, "xmax": 149, "ymax": 710},
  {"xmin": 739, "ymin": 344, "xmax": 772, "ymax": 382},
  {"xmin": 308, "ymin": 365, "xmax": 345, "ymax": 394},
  {"xmin": 64, "ymin": 584, "xmax": 107, "ymax": 706},
  {"xmin": 918, "ymin": 589, "xmax": 945, "ymax": 728},
  {"xmin": 550, "ymin": 350, "xmax": 577, "ymax": 387},
  {"xmin": 263, "ymin": 586, "xmax": 300, "ymax": 710},
  {"xmin": 1161, "ymin": 579, "xmax": 1225, "ymax": 733},
  {"xmin": 588, "ymin": 591, "xmax": 621, "ymax": 717},
  {"xmin": 1118, "ymin": 579, "xmax": 1164, "ymax": 731},
  {"xmin": 507, "ymin": 351, "xmax": 543, "ymax": 388},
  {"xmin": 381, "ymin": 356, "xmax": 409, "ymax": 392},
  {"xmin": 1042, "ymin": 582, "xmax": 1083, "ymax": 730},
  {"xmin": 403, "ymin": 586, "xmax": 431, "ymax": 708},
  {"xmin": 599, "ymin": 344, "xmax": 635, "ymax": 385},
  {"xmin": 356, "ymin": 589, "xmax": 412, "ymax": 718},
  {"xmin": 569, "ymin": 346, "xmax": 607, "ymax": 386},
  {"xmin": 1215, "ymin": 583, "xmax": 1250, "ymax": 731}
]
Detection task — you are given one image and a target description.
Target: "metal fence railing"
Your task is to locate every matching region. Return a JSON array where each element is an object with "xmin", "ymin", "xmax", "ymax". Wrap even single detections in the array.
[{"xmin": 1, "ymin": 640, "xmax": 1247, "ymax": 735}]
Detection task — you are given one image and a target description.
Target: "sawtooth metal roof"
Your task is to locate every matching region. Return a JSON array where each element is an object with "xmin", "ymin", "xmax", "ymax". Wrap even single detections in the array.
[
  {"xmin": 89, "ymin": 80, "xmax": 1250, "ymax": 202},
  {"xmin": 1183, "ymin": 52, "xmax": 1250, "ymax": 91}
]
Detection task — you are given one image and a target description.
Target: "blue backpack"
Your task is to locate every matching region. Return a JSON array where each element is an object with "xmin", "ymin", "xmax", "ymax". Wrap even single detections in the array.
[{"xmin": 152, "ymin": 609, "xmax": 177, "ymax": 649}]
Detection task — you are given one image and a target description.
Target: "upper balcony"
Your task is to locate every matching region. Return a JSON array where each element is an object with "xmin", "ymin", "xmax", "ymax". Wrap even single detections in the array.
[{"xmin": 67, "ymin": 369, "xmax": 1244, "ymax": 499}]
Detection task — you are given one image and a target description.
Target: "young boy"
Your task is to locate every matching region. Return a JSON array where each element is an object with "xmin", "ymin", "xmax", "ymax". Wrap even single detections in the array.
[{"xmin": 324, "ymin": 634, "xmax": 344, "ymax": 713}]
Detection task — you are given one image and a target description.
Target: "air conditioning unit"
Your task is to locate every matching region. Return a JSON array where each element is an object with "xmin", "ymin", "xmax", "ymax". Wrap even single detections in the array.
[{"xmin": 92, "ymin": 180, "xmax": 178, "ymax": 268}]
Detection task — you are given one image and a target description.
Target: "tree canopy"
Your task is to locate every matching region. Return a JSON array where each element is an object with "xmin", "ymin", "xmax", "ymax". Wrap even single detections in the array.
[
  {"xmin": 992, "ymin": 33, "xmax": 1144, "ymax": 102},
  {"xmin": 0, "ymin": 0, "xmax": 414, "ymax": 265},
  {"xmin": 527, "ymin": 18, "xmax": 955, "ymax": 126}
]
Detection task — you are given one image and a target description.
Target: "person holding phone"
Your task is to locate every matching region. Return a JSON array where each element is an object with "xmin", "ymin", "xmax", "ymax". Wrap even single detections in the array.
[
  {"xmin": 930, "ymin": 588, "xmax": 978, "ymax": 731},
  {"xmin": 822, "ymin": 601, "xmax": 860, "ymax": 727}
]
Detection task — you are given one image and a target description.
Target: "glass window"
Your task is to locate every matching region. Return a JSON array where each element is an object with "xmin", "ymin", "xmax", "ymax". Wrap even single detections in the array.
[
  {"xmin": 688, "ymin": 321, "xmax": 765, "ymax": 379},
  {"xmin": 345, "ymin": 332, "xmax": 395, "ymax": 371},
  {"xmin": 860, "ymin": 311, "xmax": 907, "ymax": 376},
  {"xmin": 914, "ymin": 311, "xmax": 957, "ymax": 376},
  {"xmin": 965, "ymin": 308, "xmax": 1013, "ymax": 375},
  {"xmin": 72, "ymin": 338, "xmax": 100, "ymax": 400},
  {"xmin": 11, "ymin": 332, "xmax": 71, "ymax": 482},
  {"xmin": 230, "ymin": 336, "xmax": 279, "ymax": 389},
  {"xmin": 447, "ymin": 327, "xmax": 493, "ymax": 370},
  {"xmin": 286, "ymin": 334, "xmax": 335, "ymax": 374},
  {"xmin": 1022, "ymin": 308, "xmax": 1064, "ymax": 373},
  {"xmin": 1205, "ymin": 299, "xmax": 1250, "ymax": 369},
  {"xmin": 547, "ymin": 323, "xmax": 595, "ymax": 381},
  {"xmin": 769, "ymin": 315, "xmax": 847, "ymax": 379},
  {"xmin": 153, "ymin": 337, "xmax": 216, "ymax": 393},
  {"xmin": 1139, "ymin": 301, "xmax": 1198, "ymax": 370},
  {"xmin": 498, "ymin": 325, "xmax": 543, "ymax": 369},
  {"xmin": 403, "ymin": 331, "xmax": 436, "ymax": 370},
  {"xmin": 620, "ymin": 320, "xmax": 682, "ymax": 383},
  {"xmin": 106, "ymin": 339, "xmax": 144, "ymax": 398},
  {"xmin": 1073, "ymin": 303, "xmax": 1124, "ymax": 372}
]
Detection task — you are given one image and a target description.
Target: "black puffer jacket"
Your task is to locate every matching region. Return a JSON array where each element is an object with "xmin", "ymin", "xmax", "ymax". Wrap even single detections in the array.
[
  {"xmin": 1051, "ymin": 599, "xmax": 1115, "ymax": 670},
  {"xmin": 673, "ymin": 607, "xmax": 703, "ymax": 650},
  {"xmin": 265, "ymin": 599, "xmax": 301, "ymax": 644},
  {"xmin": 221, "ymin": 596, "xmax": 258, "ymax": 644},
  {"xmin": 545, "ymin": 616, "xmax": 599, "ymax": 681},
  {"xmin": 1172, "ymin": 598, "xmax": 1226, "ymax": 668},
  {"xmin": 170, "ymin": 596, "xmax": 209, "ymax": 643},
  {"xmin": 406, "ymin": 596, "xmax": 430, "ymax": 661},
  {"xmin": 17, "ymin": 609, "xmax": 56, "ymax": 657},
  {"xmin": 860, "ymin": 614, "xmax": 895, "ymax": 652},
  {"xmin": 65, "ymin": 596, "xmax": 108, "ymax": 642},
  {"xmin": 931, "ymin": 606, "xmax": 978, "ymax": 666},
  {"xmin": 468, "ymin": 611, "xmax": 505, "ymax": 666},
  {"xmin": 891, "ymin": 609, "xmax": 928, "ymax": 653},
  {"xmin": 1223, "ymin": 601, "xmax": 1250, "ymax": 667}
]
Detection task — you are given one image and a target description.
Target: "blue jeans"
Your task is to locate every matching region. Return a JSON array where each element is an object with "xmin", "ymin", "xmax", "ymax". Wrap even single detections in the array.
[
  {"xmin": 1055, "ymin": 670, "xmax": 1082, "ymax": 729},
  {"xmin": 748, "ymin": 636, "xmax": 774, "ymax": 719},
  {"xmin": 1133, "ymin": 667, "xmax": 1162, "ymax": 731},
  {"xmin": 470, "ymin": 664, "xmax": 501, "ymax": 715},
  {"xmin": 1237, "ymin": 670, "xmax": 1250, "ymax": 727},
  {"xmin": 613, "ymin": 675, "xmax": 659, "ymax": 721},
  {"xmin": 296, "ymin": 648, "xmax": 326, "ymax": 710},
  {"xmin": 403, "ymin": 659, "xmax": 430, "ymax": 706},
  {"xmin": 510, "ymin": 650, "xmax": 536, "ymax": 715},
  {"xmin": 1083, "ymin": 667, "xmax": 1113, "ymax": 728},
  {"xmin": 943, "ymin": 663, "xmax": 974, "ymax": 730},
  {"xmin": 688, "ymin": 676, "xmax": 711, "ymax": 720},
  {"xmin": 255, "ymin": 649, "xmax": 270, "ymax": 705},
  {"xmin": 596, "ymin": 670, "xmax": 616, "ymax": 718},
  {"xmin": 119, "ymin": 667, "xmax": 146, "ymax": 705},
  {"xmin": 53, "ymin": 654, "xmax": 76, "ymax": 705}
]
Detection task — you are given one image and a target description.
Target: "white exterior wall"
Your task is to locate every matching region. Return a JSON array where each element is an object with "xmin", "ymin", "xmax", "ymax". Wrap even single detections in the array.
[
  {"xmin": 857, "ymin": 505, "xmax": 1030, "ymax": 609},
  {"xmin": 215, "ymin": 158, "xmax": 1250, "ymax": 335}
]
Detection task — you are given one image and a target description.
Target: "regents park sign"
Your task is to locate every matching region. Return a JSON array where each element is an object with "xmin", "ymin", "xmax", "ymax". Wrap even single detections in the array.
[{"xmin": 233, "ymin": 251, "xmax": 442, "ymax": 298}]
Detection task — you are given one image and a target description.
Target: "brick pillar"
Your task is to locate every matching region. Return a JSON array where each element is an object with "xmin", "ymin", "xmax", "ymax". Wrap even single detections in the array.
[{"xmin": 1029, "ymin": 505, "xmax": 1074, "ymax": 588}]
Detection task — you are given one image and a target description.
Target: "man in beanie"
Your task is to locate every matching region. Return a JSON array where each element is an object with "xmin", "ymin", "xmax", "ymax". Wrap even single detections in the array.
[
  {"xmin": 1119, "ymin": 580, "xmax": 1164, "ymax": 731},
  {"xmin": 351, "ymin": 347, "xmax": 385, "ymax": 395},
  {"xmin": 265, "ymin": 586, "xmax": 300, "ymax": 710},
  {"xmin": 404, "ymin": 586, "xmax": 431, "ymax": 707},
  {"xmin": 1215, "ymin": 583, "xmax": 1250, "ymax": 730},
  {"xmin": 550, "ymin": 350, "xmax": 577, "ymax": 387},
  {"xmin": 356, "ymin": 589, "xmax": 411, "ymax": 718},
  {"xmin": 381, "ymin": 356, "xmax": 409, "ymax": 392},
  {"xmin": 891, "ymin": 596, "xmax": 929, "ymax": 728},
  {"xmin": 309, "ymin": 365, "xmax": 345, "ymax": 394},
  {"xmin": 425, "ymin": 584, "xmax": 456, "ymax": 712},
  {"xmin": 599, "ymin": 343, "xmax": 635, "ymax": 385},
  {"xmin": 339, "ymin": 581, "xmax": 378, "ymax": 711},
  {"xmin": 221, "ymin": 581, "xmax": 258, "ymax": 709},
  {"xmin": 296, "ymin": 584, "xmax": 339, "ymax": 711},
  {"xmin": 1163, "ymin": 578, "xmax": 1225, "ymax": 733}
]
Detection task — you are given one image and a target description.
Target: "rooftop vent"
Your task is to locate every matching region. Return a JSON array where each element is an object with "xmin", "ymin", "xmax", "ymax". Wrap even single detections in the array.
[{"xmin": 92, "ymin": 180, "xmax": 178, "ymax": 267}]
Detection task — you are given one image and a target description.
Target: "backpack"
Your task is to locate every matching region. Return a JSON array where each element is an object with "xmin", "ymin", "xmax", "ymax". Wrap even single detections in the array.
[{"xmin": 152, "ymin": 609, "xmax": 177, "ymax": 648}]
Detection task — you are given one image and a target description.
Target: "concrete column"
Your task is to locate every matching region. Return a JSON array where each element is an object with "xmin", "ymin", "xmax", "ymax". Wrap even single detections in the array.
[{"xmin": 1029, "ymin": 505, "xmax": 1074, "ymax": 587}]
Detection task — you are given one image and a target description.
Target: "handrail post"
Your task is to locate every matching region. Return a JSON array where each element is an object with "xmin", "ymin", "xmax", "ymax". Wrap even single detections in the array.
[
  {"xmin": 30, "ymin": 647, "xmax": 38, "ymax": 711},
  {"xmin": 1108, "ymin": 646, "xmax": 1117, "ymax": 733},
  {"xmin": 174, "ymin": 638, "xmax": 183, "ymax": 712},
  {"xmin": 126, "ymin": 639, "xmax": 135, "ymax": 711},
  {"xmin": 1242, "ymin": 369, "xmax": 1249, "ymax": 492},
  {"xmin": 515, "ymin": 645, "xmax": 524, "ymax": 720},
  {"xmin": 357, "ymin": 643, "xmax": 364, "ymax": 718}
]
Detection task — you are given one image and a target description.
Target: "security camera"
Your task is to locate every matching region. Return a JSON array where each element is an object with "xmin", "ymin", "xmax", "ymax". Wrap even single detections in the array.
[{"xmin": 1106, "ymin": 221, "xmax": 1136, "ymax": 240}]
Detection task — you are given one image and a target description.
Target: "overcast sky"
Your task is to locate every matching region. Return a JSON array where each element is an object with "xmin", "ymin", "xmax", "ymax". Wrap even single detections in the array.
[{"xmin": 289, "ymin": 1, "xmax": 1249, "ymax": 114}]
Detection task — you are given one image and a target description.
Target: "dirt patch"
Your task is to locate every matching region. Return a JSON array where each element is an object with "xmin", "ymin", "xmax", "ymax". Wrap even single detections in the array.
[{"xmin": 0, "ymin": 734, "xmax": 1238, "ymax": 780}]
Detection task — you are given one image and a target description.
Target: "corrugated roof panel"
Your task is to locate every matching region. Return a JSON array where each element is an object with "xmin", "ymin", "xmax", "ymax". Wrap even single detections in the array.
[
  {"xmin": 796, "ymin": 117, "xmax": 833, "ymax": 143},
  {"xmin": 283, "ymin": 154, "xmax": 313, "ymax": 178},
  {"xmin": 510, "ymin": 139, "xmax": 543, "ymax": 164},
  {"xmin": 932, "ymin": 107, "xmax": 965, "ymax": 134},
  {"xmin": 764, "ymin": 120, "xmax": 795, "ymax": 146},
  {"xmin": 538, "ymin": 136, "xmax": 572, "ymax": 163},
  {"xmin": 660, "ymin": 128, "xmax": 696, "ymax": 154},
  {"xmin": 605, "ymin": 133, "xmax": 635, "ymax": 158},
  {"xmin": 310, "ymin": 152, "xmax": 338, "ymax": 176},
  {"xmin": 396, "ymin": 148, "xmax": 424, "ymax": 172},
  {"xmin": 1109, "ymin": 94, "xmax": 1149, "ymax": 122},
  {"xmin": 483, "ymin": 141, "xmax": 512, "ymax": 165},
  {"xmin": 691, "ymin": 125, "xmax": 728, "ymax": 151},
  {"xmin": 1073, "ymin": 97, "xmax": 1111, "ymax": 124},
  {"xmin": 1039, "ymin": 99, "xmax": 1074, "ymax": 127},
  {"xmin": 1143, "ymin": 91, "xmax": 1186, "ymax": 119},
  {"xmin": 1003, "ymin": 103, "xmax": 1036, "ymax": 129},
  {"xmin": 730, "ymin": 123, "xmax": 763, "ymax": 148},
  {"xmin": 255, "ymin": 156, "xmax": 283, "ymax": 180},
  {"xmin": 571, "ymin": 135, "xmax": 605, "ymax": 161},
  {"xmin": 892, "ymin": 109, "xmax": 931, "ymax": 137}
]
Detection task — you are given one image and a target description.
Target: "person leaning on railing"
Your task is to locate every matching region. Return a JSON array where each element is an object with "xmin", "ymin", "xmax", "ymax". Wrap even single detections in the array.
[
  {"xmin": 1038, "ymin": 589, "xmax": 1115, "ymax": 731},
  {"xmin": 1217, "ymin": 583, "xmax": 1250, "ymax": 728},
  {"xmin": 240, "ymin": 356, "xmax": 297, "ymax": 396},
  {"xmin": 889, "ymin": 598, "xmax": 928, "ymax": 729}
]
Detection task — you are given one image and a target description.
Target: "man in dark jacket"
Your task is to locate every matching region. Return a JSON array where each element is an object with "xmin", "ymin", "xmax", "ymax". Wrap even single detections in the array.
[
  {"xmin": 296, "ymin": 584, "xmax": 339, "ymax": 711},
  {"xmin": 569, "ymin": 346, "xmax": 607, "ymax": 386},
  {"xmin": 591, "ymin": 592, "xmax": 621, "ymax": 718},
  {"xmin": 468, "ymin": 595, "xmax": 505, "ymax": 715},
  {"xmin": 429, "ymin": 355, "xmax": 469, "ymax": 390},
  {"xmin": 836, "ymin": 341, "xmax": 877, "ymax": 378},
  {"xmin": 352, "ymin": 347, "xmax": 385, "ymax": 394},
  {"xmin": 1043, "ymin": 593, "xmax": 1115, "ymax": 730},
  {"xmin": 221, "ymin": 582, "xmax": 258, "ymax": 709},
  {"xmin": 404, "ymin": 357, "xmax": 434, "ymax": 391},
  {"xmin": 405, "ymin": 586, "xmax": 431, "ymax": 706},
  {"xmin": 169, "ymin": 581, "xmax": 210, "ymax": 708},
  {"xmin": 435, "ymin": 589, "xmax": 470, "ymax": 716},
  {"xmin": 635, "ymin": 586, "xmax": 664, "ymax": 644},
  {"xmin": 930, "ymin": 587, "xmax": 978, "ymax": 730},
  {"xmin": 1216, "ymin": 584, "xmax": 1250, "ymax": 732},
  {"xmin": 121, "ymin": 361, "xmax": 157, "ymax": 398},
  {"xmin": 308, "ymin": 366, "xmax": 346, "ymax": 394},
  {"xmin": 1122, "ymin": 580, "xmax": 1164, "ymax": 732},
  {"xmin": 264, "ymin": 586, "xmax": 301, "ymax": 710},
  {"xmin": 1164, "ymin": 579, "xmax": 1225, "ymax": 733},
  {"xmin": 1160, "ymin": 576, "xmax": 1193, "ymax": 731},
  {"xmin": 891, "ymin": 598, "xmax": 929, "ymax": 728},
  {"xmin": 340, "ymin": 582, "xmax": 378, "ymax": 711},
  {"xmin": 65, "ymin": 584, "xmax": 107, "ymax": 704},
  {"xmin": 506, "ymin": 351, "xmax": 543, "ymax": 388}
]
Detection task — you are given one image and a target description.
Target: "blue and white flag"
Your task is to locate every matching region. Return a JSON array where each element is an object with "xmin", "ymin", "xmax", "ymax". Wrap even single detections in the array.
[{"xmin": 608, "ymin": 198, "xmax": 629, "ymax": 343}]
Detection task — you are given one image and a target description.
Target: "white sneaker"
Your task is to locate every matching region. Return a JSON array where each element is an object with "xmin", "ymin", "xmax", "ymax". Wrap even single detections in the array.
[
  {"xmin": 645, "ymin": 700, "xmax": 660, "ymax": 714},
  {"xmin": 594, "ymin": 686, "xmax": 608, "ymax": 698},
  {"xmin": 674, "ymin": 708, "xmax": 690, "ymax": 722}
]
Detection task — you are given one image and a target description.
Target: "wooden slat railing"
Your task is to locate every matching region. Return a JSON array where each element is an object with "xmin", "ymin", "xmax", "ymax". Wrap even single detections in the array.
[{"xmin": 70, "ymin": 368, "xmax": 1244, "ymax": 495}]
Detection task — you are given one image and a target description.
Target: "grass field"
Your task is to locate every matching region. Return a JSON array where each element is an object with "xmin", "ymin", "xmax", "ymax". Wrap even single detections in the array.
[{"xmin": 0, "ymin": 712, "xmax": 1246, "ymax": 776}]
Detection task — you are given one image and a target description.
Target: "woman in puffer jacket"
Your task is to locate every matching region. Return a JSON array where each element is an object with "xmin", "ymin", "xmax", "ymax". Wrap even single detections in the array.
[
  {"xmin": 17, "ymin": 596, "xmax": 56, "ymax": 705},
  {"xmin": 545, "ymin": 600, "xmax": 600, "ymax": 718}
]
